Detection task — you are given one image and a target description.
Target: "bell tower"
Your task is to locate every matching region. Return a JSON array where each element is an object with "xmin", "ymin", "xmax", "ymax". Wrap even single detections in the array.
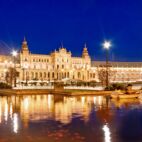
[
  {"xmin": 19, "ymin": 37, "xmax": 30, "ymax": 71},
  {"xmin": 20, "ymin": 37, "xmax": 29, "ymax": 54},
  {"xmin": 82, "ymin": 43, "xmax": 90, "ymax": 58}
]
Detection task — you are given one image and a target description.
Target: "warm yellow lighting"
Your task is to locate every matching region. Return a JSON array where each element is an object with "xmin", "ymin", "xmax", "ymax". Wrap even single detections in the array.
[
  {"xmin": 10, "ymin": 103, "xmax": 13, "ymax": 119},
  {"xmin": 98, "ymin": 96, "xmax": 102, "ymax": 105},
  {"xmin": 23, "ymin": 97, "xmax": 29, "ymax": 110},
  {"xmin": 4, "ymin": 102, "xmax": 8, "ymax": 122},
  {"xmin": 13, "ymin": 113, "xmax": 18, "ymax": 133},
  {"xmin": 47, "ymin": 94, "xmax": 52, "ymax": 109},
  {"xmin": 0, "ymin": 101, "xmax": 1, "ymax": 123},
  {"xmin": 4, "ymin": 60, "xmax": 8, "ymax": 64},
  {"xmin": 93, "ymin": 97, "xmax": 97, "ymax": 104},
  {"xmin": 103, "ymin": 41, "xmax": 111, "ymax": 49},
  {"xmin": 81, "ymin": 96, "xmax": 85, "ymax": 105},
  {"xmin": 4, "ymin": 69, "xmax": 7, "ymax": 72},
  {"xmin": 23, "ymin": 64, "xmax": 29, "ymax": 69}
]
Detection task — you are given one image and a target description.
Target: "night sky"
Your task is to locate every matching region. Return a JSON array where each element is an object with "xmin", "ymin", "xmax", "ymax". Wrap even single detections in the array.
[{"xmin": 0, "ymin": 0, "xmax": 142, "ymax": 61}]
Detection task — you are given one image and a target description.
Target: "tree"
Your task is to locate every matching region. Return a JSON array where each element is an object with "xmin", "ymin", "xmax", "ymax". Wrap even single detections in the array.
[
  {"xmin": 5, "ymin": 67, "xmax": 19, "ymax": 86},
  {"xmin": 97, "ymin": 64, "xmax": 116, "ymax": 86}
]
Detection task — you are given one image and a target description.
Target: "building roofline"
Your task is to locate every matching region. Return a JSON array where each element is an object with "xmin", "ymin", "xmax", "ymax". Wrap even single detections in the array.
[{"xmin": 91, "ymin": 61, "xmax": 142, "ymax": 67}]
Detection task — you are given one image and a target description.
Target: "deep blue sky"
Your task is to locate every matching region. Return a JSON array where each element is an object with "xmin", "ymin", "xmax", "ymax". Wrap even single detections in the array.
[{"xmin": 0, "ymin": 0, "xmax": 142, "ymax": 61}]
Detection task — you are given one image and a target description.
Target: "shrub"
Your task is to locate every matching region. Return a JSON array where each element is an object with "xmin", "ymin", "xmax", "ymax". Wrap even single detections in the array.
[
  {"xmin": 105, "ymin": 83, "xmax": 126, "ymax": 91},
  {"xmin": 0, "ymin": 82, "xmax": 12, "ymax": 89},
  {"xmin": 89, "ymin": 81, "xmax": 96, "ymax": 87},
  {"xmin": 40, "ymin": 82, "xmax": 44, "ymax": 86},
  {"xmin": 32, "ymin": 82, "xmax": 37, "ymax": 86},
  {"xmin": 105, "ymin": 85, "xmax": 114, "ymax": 91},
  {"xmin": 113, "ymin": 83, "xmax": 126, "ymax": 90},
  {"xmin": 127, "ymin": 83, "xmax": 132, "ymax": 87}
]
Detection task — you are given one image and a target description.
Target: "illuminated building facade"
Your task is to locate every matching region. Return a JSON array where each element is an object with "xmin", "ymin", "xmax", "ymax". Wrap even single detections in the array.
[{"xmin": 0, "ymin": 38, "xmax": 142, "ymax": 84}]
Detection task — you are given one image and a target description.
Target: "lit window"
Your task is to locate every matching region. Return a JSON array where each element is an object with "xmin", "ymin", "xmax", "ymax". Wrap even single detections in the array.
[{"xmin": 57, "ymin": 65, "xmax": 59, "ymax": 69}]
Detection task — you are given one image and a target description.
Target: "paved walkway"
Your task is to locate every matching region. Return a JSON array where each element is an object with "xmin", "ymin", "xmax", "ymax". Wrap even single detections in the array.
[{"xmin": 13, "ymin": 85, "xmax": 105, "ymax": 90}]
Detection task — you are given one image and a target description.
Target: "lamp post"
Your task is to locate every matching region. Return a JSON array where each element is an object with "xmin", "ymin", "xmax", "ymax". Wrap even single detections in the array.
[
  {"xmin": 11, "ymin": 50, "xmax": 18, "ymax": 87},
  {"xmin": 22, "ymin": 67, "xmax": 25, "ymax": 87},
  {"xmin": 103, "ymin": 41, "xmax": 111, "ymax": 87},
  {"xmin": 22, "ymin": 64, "xmax": 29, "ymax": 86}
]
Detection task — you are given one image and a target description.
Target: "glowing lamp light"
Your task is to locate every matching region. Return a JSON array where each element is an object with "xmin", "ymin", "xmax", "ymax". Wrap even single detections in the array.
[
  {"xmin": 11, "ymin": 50, "xmax": 18, "ymax": 57},
  {"xmin": 103, "ymin": 41, "xmax": 111, "ymax": 49}
]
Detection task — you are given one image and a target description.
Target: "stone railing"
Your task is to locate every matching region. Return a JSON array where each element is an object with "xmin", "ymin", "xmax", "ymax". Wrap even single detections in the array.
[{"xmin": 13, "ymin": 85, "xmax": 104, "ymax": 90}]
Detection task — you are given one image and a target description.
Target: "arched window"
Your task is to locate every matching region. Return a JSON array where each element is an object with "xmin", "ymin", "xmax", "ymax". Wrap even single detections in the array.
[
  {"xmin": 83, "ymin": 75, "xmax": 84, "ymax": 80},
  {"xmin": 78, "ymin": 72, "xmax": 81, "ymax": 79},
  {"xmin": 62, "ymin": 72, "xmax": 64, "ymax": 78},
  {"xmin": 52, "ymin": 72, "xmax": 54, "ymax": 78},
  {"xmin": 40, "ymin": 72, "xmax": 42, "ymax": 78},
  {"xmin": 44, "ymin": 72, "xmax": 46, "ymax": 78},
  {"xmin": 57, "ymin": 73, "xmax": 59, "ymax": 79},
  {"xmin": 35, "ymin": 72, "xmax": 38, "ymax": 79},
  {"xmin": 67, "ymin": 72, "xmax": 69, "ymax": 78},
  {"xmin": 48, "ymin": 72, "xmax": 50, "ymax": 78},
  {"xmin": 73, "ymin": 75, "xmax": 75, "ymax": 79},
  {"xmin": 31, "ymin": 72, "xmax": 34, "ymax": 79},
  {"xmin": 64, "ymin": 72, "xmax": 66, "ymax": 78},
  {"xmin": 57, "ymin": 65, "xmax": 59, "ymax": 69},
  {"xmin": 25, "ymin": 58, "xmax": 28, "ymax": 61},
  {"xmin": 59, "ymin": 73, "xmax": 61, "ymax": 80}
]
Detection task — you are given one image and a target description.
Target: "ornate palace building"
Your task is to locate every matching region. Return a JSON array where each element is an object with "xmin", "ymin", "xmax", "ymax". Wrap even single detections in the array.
[{"xmin": 0, "ymin": 38, "xmax": 142, "ymax": 85}]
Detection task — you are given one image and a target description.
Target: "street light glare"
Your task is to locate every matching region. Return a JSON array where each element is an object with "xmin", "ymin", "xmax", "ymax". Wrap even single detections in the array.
[
  {"xmin": 103, "ymin": 41, "xmax": 111, "ymax": 49},
  {"xmin": 12, "ymin": 50, "xmax": 18, "ymax": 57}
]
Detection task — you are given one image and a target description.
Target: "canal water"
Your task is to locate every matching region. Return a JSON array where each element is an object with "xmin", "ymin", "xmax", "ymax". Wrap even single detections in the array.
[{"xmin": 0, "ymin": 95, "xmax": 142, "ymax": 142}]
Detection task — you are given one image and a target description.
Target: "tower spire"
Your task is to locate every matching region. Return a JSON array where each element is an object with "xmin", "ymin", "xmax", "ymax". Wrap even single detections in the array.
[
  {"xmin": 84, "ymin": 43, "xmax": 87, "ymax": 48},
  {"xmin": 82, "ymin": 43, "xmax": 89, "ymax": 58},
  {"xmin": 24, "ymin": 36, "xmax": 26, "ymax": 42},
  {"xmin": 20, "ymin": 37, "xmax": 29, "ymax": 54},
  {"xmin": 23, "ymin": 36, "xmax": 27, "ymax": 44}
]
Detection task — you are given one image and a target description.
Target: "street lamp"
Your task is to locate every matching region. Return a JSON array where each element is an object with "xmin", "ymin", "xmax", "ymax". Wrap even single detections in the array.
[
  {"xmin": 11, "ymin": 50, "xmax": 18, "ymax": 87},
  {"xmin": 12, "ymin": 50, "xmax": 18, "ymax": 57},
  {"xmin": 103, "ymin": 41, "xmax": 111, "ymax": 87},
  {"xmin": 103, "ymin": 41, "xmax": 111, "ymax": 50}
]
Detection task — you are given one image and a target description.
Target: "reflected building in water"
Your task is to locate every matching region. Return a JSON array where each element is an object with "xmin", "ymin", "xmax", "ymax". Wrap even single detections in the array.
[
  {"xmin": 0, "ymin": 95, "xmax": 110, "ymax": 130},
  {"xmin": 0, "ymin": 95, "xmax": 141, "ymax": 142}
]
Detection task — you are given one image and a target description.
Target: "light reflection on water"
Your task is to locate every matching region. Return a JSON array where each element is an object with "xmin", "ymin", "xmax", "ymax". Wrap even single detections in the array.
[
  {"xmin": 0, "ymin": 95, "xmax": 141, "ymax": 142},
  {"xmin": 13, "ymin": 113, "xmax": 18, "ymax": 133},
  {"xmin": 102, "ymin": 123, "xmax": 111, "ymax": 142},
  {"xmin": 4, "ymin": 100, "xmax": 8, "ymax": 122}
]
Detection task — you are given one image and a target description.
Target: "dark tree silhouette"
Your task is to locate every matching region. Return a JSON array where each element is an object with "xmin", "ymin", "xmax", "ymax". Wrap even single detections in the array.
[
  {"xmin": 5, "ymin": 67, "xmax": 19, "ymax": 86},
  {"xmin": 97, "ymin": 64, "xmax": 116, "ymax": 86}
]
